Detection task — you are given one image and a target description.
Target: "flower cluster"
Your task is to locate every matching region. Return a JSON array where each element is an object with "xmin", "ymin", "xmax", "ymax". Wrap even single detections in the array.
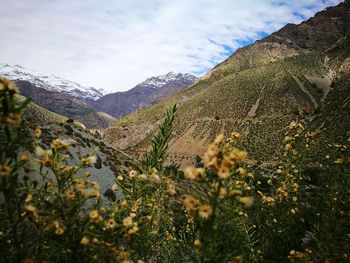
[{"xmin": 181, "ymin": 133, "xmax": 254, "ymax": 260}]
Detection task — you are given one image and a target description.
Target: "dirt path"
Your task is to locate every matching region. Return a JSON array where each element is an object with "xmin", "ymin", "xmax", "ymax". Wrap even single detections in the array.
[{"xmin": 292, "ymin": 76, "xmax": 319, "ymax": 109}]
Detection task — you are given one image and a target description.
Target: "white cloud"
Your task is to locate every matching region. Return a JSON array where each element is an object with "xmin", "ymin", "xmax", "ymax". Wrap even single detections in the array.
[{"xmin": 0, "ymin": 0, "xmax": 343, "ymax": 92}]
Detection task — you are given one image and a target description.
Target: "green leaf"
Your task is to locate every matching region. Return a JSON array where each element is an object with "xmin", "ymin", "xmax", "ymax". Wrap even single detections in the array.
[
  {"xmin": 141, "ymin": 104, "xmax": 177, "ymax": 173},
  {"xmin": 16, "ymin": 98, "xmax": 31, "ymax": 112}
]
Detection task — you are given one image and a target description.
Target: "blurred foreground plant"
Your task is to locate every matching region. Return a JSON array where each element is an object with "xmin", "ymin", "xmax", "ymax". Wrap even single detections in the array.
[{"xmin": 0, "ymin": 78, "xmax": 137, "ymax": 262}]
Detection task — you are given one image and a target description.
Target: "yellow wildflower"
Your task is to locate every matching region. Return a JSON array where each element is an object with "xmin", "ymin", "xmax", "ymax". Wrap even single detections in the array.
[
  {"xmin": 35, "ymin": 145, "xmax": 53, "ymax": 158},
  {"xmin": 90, "ymin": 181, "xmax": 100, "ymax": 190},
  {"xmin": 194, "ymin": 239, "xmax": 201, "ymax": 249},
  {"xmin": 24, "ymin": 204, "xmax": 37, "ymax": 213},
  {"xmin": 59, "ymin": 165, "xmax": 73, "ymax": 175},
  {"xmin": 236, "ymin": 167, "xmax": 246, "ymax": 176},
  {"xmin": 229, "ymin": 189, "xmax": 242, "ymax": 197},
  {"xmin": 184, "ymin": 167, "xmax": 201, "ymax": 181},
  {"xmin": 231, "ymin": 131, "xmax": 240, "ymax": 140},
  {"xmin": 0, "ymin": 164, "xmax": 12, "ymax": 177},
  {"xmin": 219, "ymin": 187, "xmax": 227, "ymax": 199},
  {"xmin": 20, "ymin": 153, "xmax": 30, "ymax": 162},
  {"xmin": 206, "ymin": 156, "xmax": 218, "ymax": 168},
  {"xmin": 218, "ymin": 165, "xmax": 231, "ymax": 179},
  {"xmin": 94, "ymin": 215, "xmax": 103, "ymax": 224},
  {"xmin": 34, "ymin": 128, "xmax": 42, "ymax": 139},
  {"xmin": 128, "ymin": 170, "xmax": 137, "ymax": 178},
  {"xmin": 167, "ymin": 181, "xmax": 176, "ymax": 196},
  {"xmin": 183, "ymin": 195, "xmax": 198, "ymax": 216},
  {"xmin": 0, "ymin": 77, "xmax": 19, "ymax": 93},
  {"xmin": 198, "ymin": 204, "xmax": 213, "ymax": 220},
  {"xmin": 24, "ymin": 205, "xmax": 39, "ymax": 218},
  {"xmin": 25, "ymin": 194, "xmax": 33, "ymax": 202},
  {"xmin": 66, "ymin": 189, "xmax": 76, "ymax": 200},
  {"xmin": 214, "ymin": 134, "xmax": 224, "ymax": 145},
  {"xmin": 204, "ymin": 143, "xmax": 219, "ymax": 166},
  {"xmin": 55, "ymin": 228, "xmax": 64, "ymax": 235},
  {"xmin": 284, "ymin": 135, "xmax": 292, "ymax": 142},
  {"xmin": 79, "ymin": 189, "xmax": 100, "ymax": 198},
  {"xmin": 285, "ymin": 143, "xmax": 292, "ymax": 151},
  {"xmin": 89, "ymin": 210, "xmax": 99, "ymax": 220},
  {"xmin": 334, "ymin": 158, "xmax": 343, "ymax": 164},
  {"xmin": 7, "ymin": 80, "xmax": 19, "ymax": 93},
  {"xmin": 122, "ymin": 216, "xmax": 133, "ymax": 228},
  {"xmin": 239, "ymin": 196, "xmax": 254, "ymax": 207},
  {"xmin": 229, "ymin": 147, "xmax": 247, "ymax": 163},
  {"xmin": 121, "ymin": 200, "xmax": 128, "ymax": 208},
  {"xmin": 6, "ymin": 113, "xmax": 21, "ymax": 127},
  {"xmin": 128, "ymin": 225, "xmax": 139, "ymax": 235},
  {"xmin": 130, "ymin": 212, "xmax": 137, "ymax": 218},
  {"xmin": 52, "ymin": 138, "xmax": 71, "ymax": 149},
  {"xmin": 149, "ymin": 169, "xmax": 161, "ymax": 183},
  {"xmin": 139, "ymin": 174, "xmax": 147, "ymax": 180},
  {"xmin": 288, "ymin": 250, "xmax": 304, "ymax": 259},
  {"xmin": 81, "ymin": 155, "xmax": 97, "ymax": 166},
  {"xmin": 80, "ymin": 236, "xmax": 89, "ymax": 245},
  {"xmin": 106, "ymin": 218, "xmax": 116, "ymax": 229}
]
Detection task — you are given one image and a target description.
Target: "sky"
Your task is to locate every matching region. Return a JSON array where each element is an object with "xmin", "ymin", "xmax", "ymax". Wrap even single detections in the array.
[{"xmin": 0, "ymin": 0, "xmax": 343, "ymax": 93}]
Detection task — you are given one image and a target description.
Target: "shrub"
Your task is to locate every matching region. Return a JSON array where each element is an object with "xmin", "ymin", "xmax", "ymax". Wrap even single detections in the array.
[{"xmin": 0, "ymin": 78, "xmax": 349, "ymax": 262}]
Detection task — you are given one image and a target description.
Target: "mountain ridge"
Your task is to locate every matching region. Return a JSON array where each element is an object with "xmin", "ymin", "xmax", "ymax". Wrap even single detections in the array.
[
  {"xmin": 15, "ymin": 80, "xmax": 116, "ymax": 128},
  {"xmin": 92, "ymin": 72, "xmax": 197, "ymax": 119},
  {"xmin": 0, "ymin": 63, "xmax": 106, "ymax": 101}
]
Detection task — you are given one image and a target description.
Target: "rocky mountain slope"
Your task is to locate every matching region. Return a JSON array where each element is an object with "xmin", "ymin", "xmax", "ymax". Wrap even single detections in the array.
[
  {"xmin": 104, "ymin": 0, "xmax": 350, "ymax": 167},
  {"xmin": 15, "ymin": 80, "xmax": 115, "ymax": 128},
  {"xmin": 0, "ymin": 63, "xmax": 105, "ymax": 101},
  {"xmin": 18, "ymin": 95, "xmax": 137, "ymax": 197},
  {"xmin": 92, "ymin": 72, "xmax": 197, "ymax": 119}
]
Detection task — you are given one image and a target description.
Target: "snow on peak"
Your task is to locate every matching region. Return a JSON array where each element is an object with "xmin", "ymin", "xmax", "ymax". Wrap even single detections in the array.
[
  {"xmin": 136, "ymin": 72, "xmax": 197, "ymax": 89},
  {"xmin": 0, "ymin": 63, "xmax": 106, "ymax": 101}
]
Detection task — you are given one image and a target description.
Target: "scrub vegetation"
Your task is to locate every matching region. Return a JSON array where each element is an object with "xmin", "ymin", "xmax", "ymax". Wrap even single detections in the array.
[{"xmin": 1, "ymin": 79, "xmax": 349, "ymax": 262}]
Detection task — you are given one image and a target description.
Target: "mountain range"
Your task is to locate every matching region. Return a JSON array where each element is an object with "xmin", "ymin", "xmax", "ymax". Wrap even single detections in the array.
[
  {"xmin": 0, "ymin": 64, "xmax": 196, "ymax": 128},
  {"xmin": 15, "ymin": 80, "xmax": 116, "ymax": 129},
  {"xmin": 0, "ymin": 63, "xmax": 105, "ymax": 101},
  {"xmin": 91, "ymin": 72, "xmax": 197, "ymax": 119},
  {"xmin": 103, "ymin": 0, "xmax": 350, "ymax": 167}
]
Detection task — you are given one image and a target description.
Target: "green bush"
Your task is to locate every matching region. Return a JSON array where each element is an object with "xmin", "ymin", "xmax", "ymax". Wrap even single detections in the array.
[{"xmin": 0, "ymin": 78, "xmax": 349, "ymax": 262}]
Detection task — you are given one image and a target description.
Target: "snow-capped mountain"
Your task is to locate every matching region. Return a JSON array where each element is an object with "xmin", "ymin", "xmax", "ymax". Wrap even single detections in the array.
[
  {"xmin": 93, "ymin": 72, "xmax": 197, "ymax": 119},
  {"xmin": 0, "ymin": 63, "xmax": 106, "ymax": 101},
  {"xmin": 134, "ymin": 72, "xmax": 197, "ymax": 89}
]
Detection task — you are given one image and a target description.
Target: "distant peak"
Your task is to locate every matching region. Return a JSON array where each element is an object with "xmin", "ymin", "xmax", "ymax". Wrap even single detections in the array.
[
  {"xmin": 166, "ymin": 71, "xmax": 176, "ymax": 75},
  {"xmin": 0, "ymin": 63, "xmax": 106, "ymax": 100},
  {"xmin": 134, "ymin": 72, "xmax": 197, "ymax": 89}
]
